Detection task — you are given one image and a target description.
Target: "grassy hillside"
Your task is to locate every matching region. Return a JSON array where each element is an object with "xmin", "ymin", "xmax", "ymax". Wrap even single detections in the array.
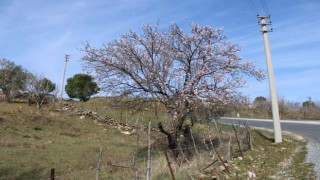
[
  {"xmin": 0, "ymin": 100, "xmax": 146, "ymax": 179},
  {"xmin": 0, "ymin": 97, "xmax": 316, "ymax": 179}
]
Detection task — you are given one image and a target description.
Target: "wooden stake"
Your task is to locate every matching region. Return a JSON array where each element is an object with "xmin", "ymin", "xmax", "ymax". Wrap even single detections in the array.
[
  {"xmin": 96, "ymin": 147, "xmax": 103, "ymax": 180},
  {"xmin": 50, "ymin": 168, "xmax": 55, "ymax": 180},
  {"xmin": 146, "ymin": 121, "xmax": 151, "ymax": 180},
  {"xmin": 190, "ymin": 130, "xmax": 199, "ymax": 156},
  {"xmin": 245, "ymin": 124, "xmax": 253, "ymax": 150},
  {"xmin": 209, "ymin": 134, "xmax": 229, "ymax": 173},
  {"xmin": 232, "ymin": 124, "xmax": 243, "ymax": 157},
  {"xmin": 164, "ymin": 150, "xmax": 175, "ymax": 180}
]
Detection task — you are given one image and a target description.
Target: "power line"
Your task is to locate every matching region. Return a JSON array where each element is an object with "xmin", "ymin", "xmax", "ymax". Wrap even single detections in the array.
[
  {"xmin": 246, "ymin": 0, "xmax": 259, "ymax": 15},
  {"xmin": 262, "ymin": 0, "xmax": 271, "ymax": 15},
  {"xmin": 259, "ymin": 0, "xmax": 270, "ymax": 16},
  {"xmin": 245, "ymin": 0, "xmax": 271, "ymax": 17},
  {"xmin": 259, "ymin": 0, "xmax": 267, "ymax": 15}
]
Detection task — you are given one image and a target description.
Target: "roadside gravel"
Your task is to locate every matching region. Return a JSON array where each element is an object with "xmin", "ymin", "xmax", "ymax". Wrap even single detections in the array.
[
  {"xmin": 220, "ymin": 117, "xmax": 320, "ymax": 179},
  {"xmin": 253, "ymin": 127, "xmax": 320, "ymax": 179},
  {"xmin": 281, "ymin": 130, "xmax": 320, "ymax": 179},
  {"xmin": 305, "ymin": 136, "xmax": 320, "ymax": 179}
]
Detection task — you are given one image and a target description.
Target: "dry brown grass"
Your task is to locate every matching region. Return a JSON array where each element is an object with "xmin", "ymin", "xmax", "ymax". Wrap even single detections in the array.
[{"xmin": 0, "ymin": 96, "xmax": 316, "ymax": 179}]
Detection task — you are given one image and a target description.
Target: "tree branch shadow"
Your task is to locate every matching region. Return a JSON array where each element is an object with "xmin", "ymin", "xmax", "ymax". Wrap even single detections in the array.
[
  {"xmin": 254, "ymin": 129, "xmax": 274, "ymax": 143},
  {"xmin": 0, "ymin": 167, "xmax": 46, "ymax": 180}
]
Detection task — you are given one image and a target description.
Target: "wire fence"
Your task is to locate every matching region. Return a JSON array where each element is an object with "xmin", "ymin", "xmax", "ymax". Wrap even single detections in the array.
[
  {"xmin": 1, "ymin": 102, "xmax": 253, "ymax": 179},
  {"xmin": 37, "ymin": 128, "xmax": 251, "ymax": 180}
]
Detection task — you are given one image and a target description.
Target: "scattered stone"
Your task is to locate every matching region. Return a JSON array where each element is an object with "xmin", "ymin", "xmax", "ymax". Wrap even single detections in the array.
[
  {"xmin": 130, "ymin": 129, "xmax": 137, "ymax": 135},
  {"xmin": 219, "ymin": 165, "xmax": 225, "ymax": 171},
  {"xmin": 238, "ymin": 156, "xmax": 243, "ymax": 161},
  {"xmin": 92, "ymin": 111, "xmax": 97, "ymax": 115},
  {"xmin": 56, "ymin": 100, "xmax": 160, "ymax": 137},
  {"xmin": 62, "ymin": 107, "xmax": 69, "ymax": 111},
  {"xmin": 233, "ymin": 165, "xmax": 240, "ymax": 171},
  {"xmin": 248, "ymin": 171, "xmax": 256, "ymax": 179},
  {"xmin": 249, "ymin": 156, "xmax": 253, "ymax": 161},
  {"xmin": 121, "ymin": 131, "xmax": 131, "ymax": 135},
  {"xmin": 199, "ymin": 174, "xmax": 206, "ymax": 179},
  {"xmin": 210, "ymin": 175, "xmax": 217, "ymax": 179}
]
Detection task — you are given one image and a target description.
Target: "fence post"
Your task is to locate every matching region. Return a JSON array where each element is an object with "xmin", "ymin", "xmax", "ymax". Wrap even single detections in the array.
[
  {"xmin": 209, "ymin": 134, "xmax": 229, "ymax": 173},
  {"xmin": 50, "ymin": 168, "xmax": 55, "ymax": 180},
  {"xmin": 232, "ymin": 124, "xmax": 243, "ymax": 157},
  {"xmin": 96, "ymin": 147, "xmax": 103, "ymax": 180},
  {"xmin": 146, "ymin": 121, "xmax": 152, "ymax": 180},
  {"xmin": 164, "ymin": 150, "xmax": 175, "ymax": 180}
]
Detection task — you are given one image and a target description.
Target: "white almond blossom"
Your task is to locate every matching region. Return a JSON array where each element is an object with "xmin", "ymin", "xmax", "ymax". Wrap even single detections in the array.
[{"xmin": 82, "ymin": 23, "xmax": 264, "ymax": 149}]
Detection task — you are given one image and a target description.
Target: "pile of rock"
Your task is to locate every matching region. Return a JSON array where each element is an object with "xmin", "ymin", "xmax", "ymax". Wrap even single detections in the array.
[{"xmin": 58, "ymin": 101, "xmax": 157, "ymax": 134}]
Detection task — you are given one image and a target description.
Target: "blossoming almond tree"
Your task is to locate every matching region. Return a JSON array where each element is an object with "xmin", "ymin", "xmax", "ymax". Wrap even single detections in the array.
[{"xmin": 82, "ymin": 23, "xmax": 264, "ymax": 150}]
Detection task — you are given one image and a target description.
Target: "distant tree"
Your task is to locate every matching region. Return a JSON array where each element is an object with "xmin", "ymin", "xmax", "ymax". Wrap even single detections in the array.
[
  {"xmin": 65, "ymin": 74, "xmax": 99, "ymax": 102},
  {"xmin": 278, "ymin": 96, "xmax": 288, "ymax": 118},
  {"xmin": 302, "ymin": 97, "xmax": 316, "ymax": 110},
  {"xmin": 81, "ymin": 23, "xmax": 264, "ymax": 150},
  {"xmin": 26, "ymin": 74, "xmax": 56, "ymax": 109},
  {"xmin": 254, "ymin": 96, "xmax": 267, "ymax": 104},
  {"xmin": 253, "ymin": 96, "xmax": 268, "ymax": 109},
  {"xmin": 0, "ymin": 59, "xmax": 27, "ymax": 102},
  {"xmin": 302, "ymin": 97, "xmax": 317, "ymax": 119}
]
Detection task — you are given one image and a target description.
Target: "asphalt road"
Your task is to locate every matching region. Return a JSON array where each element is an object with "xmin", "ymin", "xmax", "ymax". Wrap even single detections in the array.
[{"xmin": 219, "ymin": 117, "xmax": 320, "ymax": 179}]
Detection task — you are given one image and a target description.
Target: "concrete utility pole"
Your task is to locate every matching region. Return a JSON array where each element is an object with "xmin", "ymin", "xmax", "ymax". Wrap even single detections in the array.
[
  {"xmin": 258, "ymin": 15, "xmax": 282, "ymax": 143},
  {"xmin": 59, "ymin": 54, "xmax": 70, "ymax": 99}
]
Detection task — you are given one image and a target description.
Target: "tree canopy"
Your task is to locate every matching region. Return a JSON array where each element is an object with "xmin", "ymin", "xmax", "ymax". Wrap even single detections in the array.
[
  {"xmin": 302, "ymin": 97, "xmax": 316, "ymax": 110},
  {"xmin": 253, "ymin": 96, "xmax": 268, "ymax": 108},
  {"xmin": 254, "ymin": 96, "xmax": 267, "ymax": 103},
  {"xmin": 0, "ymin": 59, "xmax": 28, "ymax": 102},
  {"xmin": 65, "ymin": 74, "xmax": 99, "ymax": 102},
  {"xmin": 25, "ymin": 74, "xmax": 56, "ymax": 109},
  {"xmin": 81, "ymin": 23, "xmax": 264, "ymax": 149}
]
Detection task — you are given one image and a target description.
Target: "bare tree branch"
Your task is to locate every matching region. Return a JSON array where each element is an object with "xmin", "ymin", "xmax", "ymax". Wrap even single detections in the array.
[{"xmin": 81, "ymin": 23, "xmax": 265, "ymax": 150}]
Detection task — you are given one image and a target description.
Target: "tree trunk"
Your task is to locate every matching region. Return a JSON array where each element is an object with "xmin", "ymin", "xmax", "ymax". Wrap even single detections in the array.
[
  {"xmin": 5, "ymin": 94, "xmax": 12, "ymax": 103},
  {"xmin": 158, "ymin": 118, "xmax": 193, "ymax": 158},
  {"xmin": 36, "ymin": 102, "xmax": 41, "ymax": 110},
  {"xmin": 158, "ymin": 122, "xmax": 177, "ymax": 150}
]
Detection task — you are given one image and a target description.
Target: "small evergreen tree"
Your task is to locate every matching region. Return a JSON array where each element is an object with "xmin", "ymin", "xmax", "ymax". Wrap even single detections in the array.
[
  {"xmin": 302, "ymin": 97, "xmax": 316, "ymax": 109},
  {"xmin": 65, "ymin": 74, "xmax": 99, "ymax": 102},
  {"xmin": 253, "ymin": 96, "xmax": 268, "ymax": 108}
]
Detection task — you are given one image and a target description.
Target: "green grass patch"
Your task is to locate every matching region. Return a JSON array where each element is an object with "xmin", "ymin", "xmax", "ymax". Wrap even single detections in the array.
[
  {"xmin": 0, "ymin": 99, "xmax": 316, "ymax": 179},
  {"xmin": 0, "ymin": 101, "xmax": 148, "ymax": 179}
]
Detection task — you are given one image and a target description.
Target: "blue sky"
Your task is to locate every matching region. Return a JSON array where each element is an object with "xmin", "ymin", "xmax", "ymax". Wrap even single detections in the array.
[{"xmin": 1, "ymin": 0, "xmax": 319, "ymax": 103}]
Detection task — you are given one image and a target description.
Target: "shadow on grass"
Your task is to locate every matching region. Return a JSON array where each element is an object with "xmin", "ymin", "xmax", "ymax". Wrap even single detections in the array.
[
  {"xmin": 0, "ymin": 167, "xmax": 46, "ymax": 180},
  {"xmin": 0, "ymin": 167, "xmax": 14, "ymax": 180},
  {"xmin": 254, "ymin": 129, "xmax": 275, "ymax": 143}
]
